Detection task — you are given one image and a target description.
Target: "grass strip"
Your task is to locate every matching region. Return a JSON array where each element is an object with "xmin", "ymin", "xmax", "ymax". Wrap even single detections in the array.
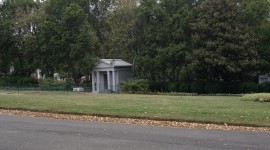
[{"xmin": 0, "ymin": 91, "xmax": 270, "ymax": 127}]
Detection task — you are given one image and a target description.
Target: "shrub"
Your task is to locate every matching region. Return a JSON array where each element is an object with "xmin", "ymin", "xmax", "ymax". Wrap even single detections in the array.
[
  {"xmin": 190, "ymin": 81, "xmax": 204, "ymax": 94},
  {"xmin": 148, "ymin": 81, "xmax": 158, "ymax": 92},
  {"xmin": 179, "ymin": 82, "xmax": 190, "ymax": 93},
  {"xmin": 81, "ymin": 83, "xmax": 92, "ymax": 91},
  {"xmin": 120, "ymin": 79, "xmax": 151, "ymax": 93},
  {"xmin": 1, "ymin": 76, "xmax": 38, "ymax": 85},
  {"xmin": 39, "ymin": 84, "xmax": 68, "ymax": 91},
  {"xmin": 38, "ymin": 78, "xmax": 55, "ymax": 84},
  {"xmin": 223, "ymin": 81, "xmax": 241, "ymax": 94},
  {"xmin": 242, "ymin": 93, "xmax": 270, "ymax": 102},
  {"xmin": 240, "ymin": 81, "xmax": 258, "ymax": 93},
  {"xmin": 6, "ymin": 76, "xmax": 21, "ymax": 84},
  {"xmin": 258, "ymin": 82, "xmax": 270, "ymax": 93},
  {"xmin": 17, "ymin": 77, "xmax": 38, "ymax": 85},
  {"xmin": 0, "ymin": 78, "xmax": 8, "ymax": 85},
  {"xmin": 204, "ymin": 82, "xmax": 223, "ymax": 94},
  {"xmin": 167, "ymin": 83, "xmax": 179, "ymax": 92},
  {"xmin": 148, "ymin": 81, "xmax": 168, "ymax": 92}
]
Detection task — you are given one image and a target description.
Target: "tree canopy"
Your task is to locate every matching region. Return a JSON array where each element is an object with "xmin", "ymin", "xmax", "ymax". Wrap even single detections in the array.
[{"xmin": 0, "ymin": 0, "xmax": 270, "ymax": 84}]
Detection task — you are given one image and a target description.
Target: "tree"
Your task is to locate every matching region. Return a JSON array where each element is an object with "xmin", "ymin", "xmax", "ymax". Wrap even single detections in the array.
[
  {"xmin": 0, "ymin": 0, "xmax": 38, "ymax": 77},
  {"xmin": 136, "ymin": 0, "xmax": 194, "ymax": 81},
  {"xmin": 37, "ymin": 0, "xmax": 99, "ymax": 83},
  {"xmin": 79, "ymin": 0, "xmax": 115, "ymax": 58},
  {"xmin": 189, "ymin": 0, "xmax": 259, "ymax": 82},
  {"xmin": 241, "ymin": 0, "xmax": 270, "ymax": 74},
  {"xmin": 0, "ymin": 0, "xmax": 14, "ymax": 77},
  {"xmin": 241, "ymin": 0, "xmax": 270, "ymax": 26},
  {"xmin": 104, "ymin": 0, "xmax": 142, "ymax": 72},
  {"xmin": 257, "ymin": 22, "xmax": 270, "ymax": 73},
  {"xmin": 60, "ymin": 3, "xmax": 99, "ymax": 83},
  {"xmin": 33, "ymin": 2, "xmax": 59, "ymax": 77}
]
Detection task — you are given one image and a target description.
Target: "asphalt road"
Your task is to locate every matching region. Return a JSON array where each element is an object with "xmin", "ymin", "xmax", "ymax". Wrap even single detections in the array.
[{"xmin": 0, "ymin": 115, "xmax": 269, "ymax": 150}]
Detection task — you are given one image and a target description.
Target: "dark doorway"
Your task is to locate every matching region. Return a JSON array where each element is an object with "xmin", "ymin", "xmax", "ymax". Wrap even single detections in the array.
[{"xmin": 103, "ymin": 74, "xmax": 108, "ymax": 90}]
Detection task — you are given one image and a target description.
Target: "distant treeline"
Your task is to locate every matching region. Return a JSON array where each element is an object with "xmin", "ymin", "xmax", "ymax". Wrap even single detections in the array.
[
  {"xmin": 120, "ymin": 79, "xmax": 270, "ymax": 94},
  {"xmin": 1, "ymin": 0, "xmax": 270, "ymax": 84}
]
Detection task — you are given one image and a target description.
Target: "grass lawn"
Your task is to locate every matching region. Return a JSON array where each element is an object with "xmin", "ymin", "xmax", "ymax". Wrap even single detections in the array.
[{"xmin": 0, "ymin": 90, "xmax": 270, "ymax": 127}]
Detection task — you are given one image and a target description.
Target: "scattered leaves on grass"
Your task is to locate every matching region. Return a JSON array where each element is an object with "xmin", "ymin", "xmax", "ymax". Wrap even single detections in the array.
[{"xmin": 0, "ymin": 109, "xmax": 270, "ymax": 132}]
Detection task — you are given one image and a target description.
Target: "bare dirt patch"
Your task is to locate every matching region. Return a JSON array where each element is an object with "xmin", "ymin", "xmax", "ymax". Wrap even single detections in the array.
[{"xmin": 0, "ymin": 109, "xmax": 269, "ymax": 132}]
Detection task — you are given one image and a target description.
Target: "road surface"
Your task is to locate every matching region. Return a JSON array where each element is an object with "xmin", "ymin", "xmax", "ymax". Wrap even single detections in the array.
[{"xmin": 0, "ymin": 115, "xmax": 269, "ymax": 150}]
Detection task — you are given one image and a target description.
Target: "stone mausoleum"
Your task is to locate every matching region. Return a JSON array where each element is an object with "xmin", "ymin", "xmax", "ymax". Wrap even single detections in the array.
[{"xmin": 91, "ymin": 59, "xmax": 133, "ymax": 93}]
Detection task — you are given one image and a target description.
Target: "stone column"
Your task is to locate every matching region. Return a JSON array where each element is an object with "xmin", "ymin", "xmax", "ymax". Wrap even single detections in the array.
[
  {"xmin": 97, "ymin": 71, "xmax": 100, "ymax": 92},
  {"xmin": 107, "ymin": 71, "xmax": 111, "ymax": 90},
  {"xmin": 91, "ymin": 72, "xmax": 95, "ymax": 92},
  {"xmin": 112, "ymin": 71, "xmax": 115, "ymax": 91}
]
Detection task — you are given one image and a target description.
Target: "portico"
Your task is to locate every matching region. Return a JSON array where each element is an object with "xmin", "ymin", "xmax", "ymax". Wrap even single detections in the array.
[
  {"xmin": 92, "ymin": 59, "xmax": 133, "ymax": 93},
  {"xmin": 92, "ymin": 70, "xmax": 117, "ymax": 92}
]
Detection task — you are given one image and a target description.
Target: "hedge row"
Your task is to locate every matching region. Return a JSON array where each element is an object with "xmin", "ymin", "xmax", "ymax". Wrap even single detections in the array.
[
  {"xmin": 120, "ymin": 79, "xmax": 267, "ymax": 94},
  {"xmin": 119, "ymin": 79, "xmax": 150, "ymax": 94},
  {"xmin": 0, "ymin": 77, "xmax": 267, "ymax": 94},
  {"xmin": 0, "ymin": 77, "xmax": 92, "ymax": 91},
  {"xmin": 0, "ymin": 76, "xmax": 38, "ymax": 85}
]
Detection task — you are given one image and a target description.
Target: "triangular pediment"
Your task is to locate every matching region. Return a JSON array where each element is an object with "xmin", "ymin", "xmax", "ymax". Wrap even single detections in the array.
[
  {"xmin": 94, "ymin": 59, "xmax": 132, "ymax": 69},
  {"xmin": 95, "ymin": 61, "xmax": 112, "ymax": 69}
]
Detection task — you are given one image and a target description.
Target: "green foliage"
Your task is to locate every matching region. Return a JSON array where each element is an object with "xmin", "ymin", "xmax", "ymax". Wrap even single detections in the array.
[
  {"xmin": 0, "ymin": 78, "xmax": 8, "ymax": 85},
  {"xmin": 190, "ymin": 81, "xmax": 204, "ymax": 94},
  {"xmin": 38, "ymin": 0, "xmax": 99, "ymax": 82},
  {"xmin": 257, "ymin": 23, "xmax": 270, "ymax": 72},
  {"xmin": 258, "ymin": 82, "xmax": 270, "ymax": 93},
  {"xmin": 134, "ymin": 0, "xmax": 194, "ymax": 81},
  {"xmin": 179, "ymin": 82, "xmax": 190, "ymax": 93},
  {"xmin": 1, "ymin": 0, "xmax": 270, "ymax": 92},
  {"xmin": 204, "ymin": 82, "xmax": 223, "ymax": 94},
  {"xmin": 17, "ymin": 77, "xmax": 38, "ymax": 85},
  {"xmin": 64, "ymin": 82, "xmax": 73, "ymax": 91},
  {"xmin": 0, "ymin": 76, "xmax": 38, "ymax": 85},
  {"xmin": 38, "ymin": 78, "xmax": 71, "ymax": 88},
  {"xmin": 148, "ymin": 81, "xmax": 168, "ymax": 92},
  {"xmin": 190, "ymin": 0, "xmax": 259, "ymax": 82},
  {"xmin": 242, "ymin": 93, "xmax": 270, "ymax": 102},
  {"xmin": 0, "ymin": 0, "xmax": 40, "ymax": 77},
  {"xmin": 240, "ymin": 81, "xmax": 258, "ymax": 93},
  {"xmin": 167, "ymin": 82, "xmax": 179, "ymax": 92},
  {"xmin": 5, "ymin": 76, "xmax": 21, "ymax": 84},
  {"xmin": 104, "ymin": 0, "xmax": 141, "ymax": 62},
  {"xmin": 241, "ymin": 0, "xmax": 270, "ymax": 26},
  {"xmin": 0, "ymin": 77, "xmax": 78, "ymax": 91},
  {"xmin": 120, "ymin": 79, "xmax": 150, "ymax": 93},
  {"xmin": 223, "ymin": 81, "xmax": 241, "ymax": 94},
  {"xmin": 38, "ymin": 78, "xmax": 55, "ymax": 84},
  {"xmin": 38, "ymin": 84, "xmax": 67, "ymax": 91}
]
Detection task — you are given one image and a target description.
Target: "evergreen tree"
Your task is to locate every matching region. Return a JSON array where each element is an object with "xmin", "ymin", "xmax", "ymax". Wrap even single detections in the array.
[
  {"xmin": 136, "ymin": 0, "xmax": 194, "ymax": 81},
  {"xmin": 189, "ymin": 0, "xmax": 259, "ymax": 82}
]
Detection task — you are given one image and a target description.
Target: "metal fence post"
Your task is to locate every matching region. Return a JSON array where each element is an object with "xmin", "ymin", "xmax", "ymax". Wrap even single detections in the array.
[{"xmin": 17, "ymin": 84, "xmax": 19, "ymax": 95}]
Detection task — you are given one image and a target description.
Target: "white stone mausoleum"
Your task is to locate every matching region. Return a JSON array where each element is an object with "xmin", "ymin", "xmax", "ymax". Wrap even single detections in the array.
[{"xmin": 91, "ymin": 59, "xmax": 133, "ymax": 93}]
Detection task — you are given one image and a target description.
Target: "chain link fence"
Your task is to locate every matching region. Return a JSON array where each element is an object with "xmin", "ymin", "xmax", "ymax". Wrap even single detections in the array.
[{"xmin": 0, "ymin": 83, "xmax": 92, "ymax": 95}]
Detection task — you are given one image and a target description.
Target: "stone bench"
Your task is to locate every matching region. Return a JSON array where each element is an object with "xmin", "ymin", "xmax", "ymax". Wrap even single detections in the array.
[{"xmin": 73, "ymin": 87, "xmax": 84, "ymax": 92}]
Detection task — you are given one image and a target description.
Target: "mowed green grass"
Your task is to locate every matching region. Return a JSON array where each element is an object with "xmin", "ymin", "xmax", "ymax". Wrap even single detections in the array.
[{"xmin": 0, "ymin": 91, "xmax": 270, "ymax": 126}]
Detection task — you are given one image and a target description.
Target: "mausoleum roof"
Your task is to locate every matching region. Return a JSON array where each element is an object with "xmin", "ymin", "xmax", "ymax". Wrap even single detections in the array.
[{"xmin": 97, "ymin": 59, "xmax": 132, "ymax": 68}]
